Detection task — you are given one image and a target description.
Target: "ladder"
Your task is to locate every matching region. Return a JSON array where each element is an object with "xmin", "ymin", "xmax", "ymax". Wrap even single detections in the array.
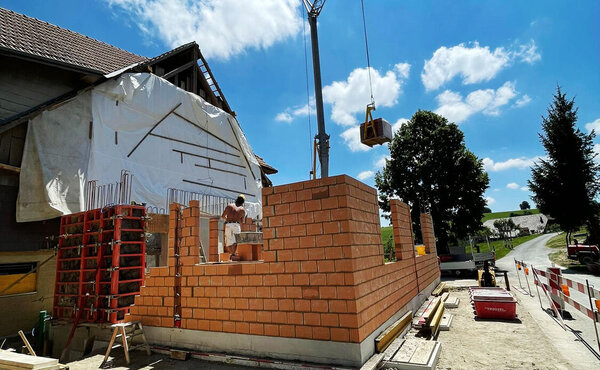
[
  {"xmin": 101, "ymin": 321, "xmax": 151, "ymax": 366},
  {"xmin": 197, "ymin": 53, "xmax": 231, "ymax": 113}
]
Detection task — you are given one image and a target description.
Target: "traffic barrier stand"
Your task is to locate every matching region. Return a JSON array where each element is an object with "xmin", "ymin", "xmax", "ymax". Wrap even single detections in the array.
[
  {"xmin": 513, "ymin": 259, "xmax": 530, "ymax": 296},
  {"xmin": 531, "ymin": 267, "xmax": 566, "ymax": 330}
]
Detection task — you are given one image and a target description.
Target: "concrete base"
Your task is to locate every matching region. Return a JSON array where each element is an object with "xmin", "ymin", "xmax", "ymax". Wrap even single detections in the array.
[{"xmin": 140, "ymin": 277, "xmax": 441, "ymax": 367}]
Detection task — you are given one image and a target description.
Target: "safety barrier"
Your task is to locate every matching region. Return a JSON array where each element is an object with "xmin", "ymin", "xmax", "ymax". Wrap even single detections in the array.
[{"xmin": 514, "ymin": 258, "xmax": 600, "ymax": 353}]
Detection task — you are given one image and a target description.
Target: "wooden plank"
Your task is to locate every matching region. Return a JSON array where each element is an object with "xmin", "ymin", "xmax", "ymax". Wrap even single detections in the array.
[
  {"xmin": 441, "ymin": 292, "xmax": 449, "ymax": 302},
  {"xmin": 170, "ymin": 349, "xmax": 190, "ymax": 361},
  {"xmin": 431, "ymin": 282, "xmax": 446, "ymax": 296},
  {"xmin": 0, "ymin": 162, "xmax": 21, "ymax": 173},
  {"xmin": 391, "ymin": 339, "xmax": 419, "ymax": 363},
  {"xmin": 18, "ymin": 331, "xmax": 36, "ymax": 356},
  {"xmin": 0, "ymin": 350, "xmax": 58, "ymax": 369},
  {"xmin": 430, "ymin": 303, "xmax": 445, "ymax": 338},
  {"xmin": 375, "ymin": 310, "xmax": 412, "ymax": 352},
  {"xmin": 421, "ymin": 297, "xmax": 440, "ymax": 325},
  {"xmin": 408, "ymin": 341, "xmax": 436, "ymax": 365}
]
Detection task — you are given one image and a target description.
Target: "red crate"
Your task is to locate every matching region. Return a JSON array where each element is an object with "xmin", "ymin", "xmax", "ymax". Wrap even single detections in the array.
[
  {"xmin": 53, "ymin": 205, "xmax": 147, "ymax": 324},
  {"xmin": 473, "ymin": 300, "xmax": 517, "ymax": 320}
]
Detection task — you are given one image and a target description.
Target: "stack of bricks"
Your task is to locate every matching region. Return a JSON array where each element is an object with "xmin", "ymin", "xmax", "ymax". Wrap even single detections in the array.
[{"xmin": 128, "ymin": 175, "xmax": 440, "ymax": 344}]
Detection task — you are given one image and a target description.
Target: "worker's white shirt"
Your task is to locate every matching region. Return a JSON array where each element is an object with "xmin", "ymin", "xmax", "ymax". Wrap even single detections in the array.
[{"xmin": 224, "ymin": 223, "xmax": 241, "ymax": 247}]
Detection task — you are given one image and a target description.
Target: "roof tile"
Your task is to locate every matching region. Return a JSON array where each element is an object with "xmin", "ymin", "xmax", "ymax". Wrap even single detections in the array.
[{"xmin": 0, "ymin": 7, "xmax": 147, "ymax": 74}]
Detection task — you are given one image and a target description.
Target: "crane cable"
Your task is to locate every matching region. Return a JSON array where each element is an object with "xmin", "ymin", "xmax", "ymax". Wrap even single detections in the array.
[{"xmin": 361, "ymin": 0, "xmax": 375, "ymax": 105}]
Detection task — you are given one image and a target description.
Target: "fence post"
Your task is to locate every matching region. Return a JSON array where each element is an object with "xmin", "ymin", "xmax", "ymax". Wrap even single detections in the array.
[
  {"xmin": 532, "ymin": 266, "xmax": 543, "ymax": 308},
  {"xmin": 514, "ymin": 259, "xmax": 523, "ymax": 289},
  {"xmin": 586, "ymin": 280, "xmax": 600, "ymax": 354},
  {"xmin": 523, "ymin": 262, "xmax": 533, "ymax": 297}
]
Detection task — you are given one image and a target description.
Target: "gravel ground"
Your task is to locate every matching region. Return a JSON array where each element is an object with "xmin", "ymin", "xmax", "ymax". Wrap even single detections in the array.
[
  {"xmin": 67, "ymin": 350, "xmax": 260, "ymax": 369},
  {"xmin": 435, "ymin": 288, "xmax": 577, "ymax": 369}
]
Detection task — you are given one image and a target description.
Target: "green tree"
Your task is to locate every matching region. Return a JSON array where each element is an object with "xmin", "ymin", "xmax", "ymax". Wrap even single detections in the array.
[
  {"xmin": 375, "ymin": 110, "xmax": 489, "ymax": 254},
  {"xmin": 493, "ymin": 218, "xmax": 517, "ymax": 249},
  {"xmin": 528, "ymin": 87, "xmax": 600, "ymax": 245},
  {"xmin": 483, "ymin": 206, "xmax": 492, "ymax": 213},
  {"xmin": 519, "ymin": 201, "xmax": 531, "ymax": 210}
]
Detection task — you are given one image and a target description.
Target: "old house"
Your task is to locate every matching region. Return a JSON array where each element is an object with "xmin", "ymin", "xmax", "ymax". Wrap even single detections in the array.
[{"xmin": 0, "ymin": 7, "xmax": 275, "ymax": 336}]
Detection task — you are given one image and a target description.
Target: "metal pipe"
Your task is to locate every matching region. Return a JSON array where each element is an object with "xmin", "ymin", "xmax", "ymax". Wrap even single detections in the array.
[
  {"xmin": 586, "ymin": 280, "xmax": 600, "ymax": 354},
  {"xmin": 307, "ymin": 7, "xmax": 329, "ymax": 178}
]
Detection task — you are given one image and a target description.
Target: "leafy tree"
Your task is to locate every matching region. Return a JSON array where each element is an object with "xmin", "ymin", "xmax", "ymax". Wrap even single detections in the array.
[
  {"xmin": 519, "ymin": 201, "xmax": 531, "ymax": 210},
  {"xmin": 483, "ymin": 206, "xmax": 492, "ymax": 213},
  {"xmin": 375, "ymin": 110, "xmax": 489, "ymax": 254},
  {"xmin": 528, "ymin": 87, "xmax": 600, "ymax": 245},
  {"xmin": 493, "ymin": 218, "xmax": 517, "ymax": 249}
]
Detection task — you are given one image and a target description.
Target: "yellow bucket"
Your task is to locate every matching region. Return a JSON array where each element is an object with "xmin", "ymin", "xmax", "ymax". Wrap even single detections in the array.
[{"xmin": 416, "ymin": 245, "xmax": 426, "ymax": 256}]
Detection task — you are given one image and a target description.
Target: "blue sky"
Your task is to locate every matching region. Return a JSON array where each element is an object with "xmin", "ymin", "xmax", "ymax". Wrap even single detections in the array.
[{"xmin": 4, "ymin": 0, "xmax": 600, "ymax": 219}]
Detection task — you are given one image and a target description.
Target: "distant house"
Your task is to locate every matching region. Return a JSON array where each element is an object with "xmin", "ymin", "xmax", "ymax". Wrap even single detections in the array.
[
  {"xmin": 0, "ymin": 7, "xmax": 275, "ymax": 335},
  {"xmin": 483, "ymin": 213, "xmax": 549, "ymax": 237}
]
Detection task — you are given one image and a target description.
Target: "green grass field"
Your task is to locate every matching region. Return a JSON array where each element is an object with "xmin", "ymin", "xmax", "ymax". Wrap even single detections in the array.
[
  {"xmin": 467, "ymin": 234, "xmax": 540, "ymax": 260},
  {"xmin": 380, "ymin": 226, "xmax": 539, "ymax": 260},
  {"xmin": 482, "ymin": 209, "xmax": 540, "ymax": 223}
]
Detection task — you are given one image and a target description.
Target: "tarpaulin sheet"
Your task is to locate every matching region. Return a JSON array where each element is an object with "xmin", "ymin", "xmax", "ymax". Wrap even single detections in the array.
[{"xmin": 17, "ymin": 73, "xmax": 262, "ymax": 222}]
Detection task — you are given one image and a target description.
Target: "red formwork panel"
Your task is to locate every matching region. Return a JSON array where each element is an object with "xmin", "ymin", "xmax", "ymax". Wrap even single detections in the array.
[{"xmin": 53, "ymin": 205, "xmax": 147, "ymax": 324}]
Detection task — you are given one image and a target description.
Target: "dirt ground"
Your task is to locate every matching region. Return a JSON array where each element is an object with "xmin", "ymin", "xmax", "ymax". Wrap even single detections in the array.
[
  {"xmin": 67, "ymin": 350, "xmax": 258, "ymax": 370},
  {"xmin": 434, "ymin": 287, "xmax": 577, "ymax": 370}
]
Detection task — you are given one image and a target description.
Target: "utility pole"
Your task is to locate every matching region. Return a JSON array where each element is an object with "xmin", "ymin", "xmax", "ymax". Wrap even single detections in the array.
[{"xmin": 303, "ymin": 0, "xmax": 329, "ymax": 178}]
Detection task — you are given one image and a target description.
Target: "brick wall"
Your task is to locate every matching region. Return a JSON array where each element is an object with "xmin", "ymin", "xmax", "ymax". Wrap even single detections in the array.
[{"xmin": 129, "ymin": 175, "xmax": 440, "ymax": 344}]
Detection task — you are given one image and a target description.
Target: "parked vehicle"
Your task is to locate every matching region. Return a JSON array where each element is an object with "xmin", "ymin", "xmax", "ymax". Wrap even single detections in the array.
[
  {"xmin": 440, "ymin": 246, "xmax": 495, "ymax": 276},
  {"xmin": 567, "ymin": 237, "xmax": 600, "ymax": 264}
]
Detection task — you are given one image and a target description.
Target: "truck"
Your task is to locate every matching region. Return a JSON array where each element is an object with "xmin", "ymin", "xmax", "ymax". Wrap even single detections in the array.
[
  {"xmin": 567, "ymin": 236, "xmax": 600, "ymax": 265},
  {"xmin": 439, "ymin": 246, "xmax": 495, "ymax": 277}
]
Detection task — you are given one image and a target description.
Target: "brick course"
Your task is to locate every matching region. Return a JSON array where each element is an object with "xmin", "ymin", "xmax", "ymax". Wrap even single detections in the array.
[{"xmin": 129, "ymin": 175, "xmax": 440, "ymax": 344}]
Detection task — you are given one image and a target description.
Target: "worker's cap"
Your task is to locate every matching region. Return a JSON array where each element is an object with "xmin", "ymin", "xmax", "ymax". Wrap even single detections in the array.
[{"xmin": 238, "ymin": 194, "xmax": 245, "ymax": 200}]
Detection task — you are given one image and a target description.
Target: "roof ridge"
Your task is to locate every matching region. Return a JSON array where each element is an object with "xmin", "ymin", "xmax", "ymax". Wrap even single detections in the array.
[{"xmin": 0, "ymin": 7, "xmax": 146, "ymax": 60}]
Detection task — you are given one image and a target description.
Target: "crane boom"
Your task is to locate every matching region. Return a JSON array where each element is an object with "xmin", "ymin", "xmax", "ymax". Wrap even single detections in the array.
[{"xmin": 303, "ymin": 0, "xmax": 329, "ymax": 178}]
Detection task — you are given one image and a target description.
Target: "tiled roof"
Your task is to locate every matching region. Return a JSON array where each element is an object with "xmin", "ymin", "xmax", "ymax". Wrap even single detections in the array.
[
  {"xmin": 0, "ymin": 7, "xmax": 147, "ymax": 74},
  {"xmin": 255, "ymin": 155, "xmax": 278, "ymax": 174}
]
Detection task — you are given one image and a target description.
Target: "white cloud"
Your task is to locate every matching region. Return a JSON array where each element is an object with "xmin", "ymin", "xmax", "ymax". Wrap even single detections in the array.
[
  {"xmin": 392, "ymin": 118, "xmax": 409, "ymax": 133},
  {"xmin": 357, "ymin": 170, "xmax": 375, "ymax": 180},
  {"xmin": 486, "ymin": 196, "xmax": 496, "ymax": 206},
  {"xmin": 340, "ymin": 126, "xmax": 371, "ymax": 152},
  {"xmin": 275, "ymin": 99, "xmax": 315, "ymax": 123},
  {"xmin": 482, "ymin": 156, "xmax": 542, "ymax": 172},
  {"xmin": 585, "ymin": 118, "xmax": 600, "ymax": 133},
  {"xmin": 323, "ymin": 63, "xmax": 410, "ymax": 126},
  {"xmin": 515, "ymin": 94, "xmax": 532, "ymax": 107},
  {"xmin": 421, "ymin": 40, "xmax": 541, "ymax": 91},
  {"xmin": 375, "ymin": 155, "xmax": 390, "ymax": 168},
  {"xmin": 275, "ymin": 112, "xmax": 293, "ymax": 123},
  {"xmin": 506, "ymin": 182, "xmax": 519, "ymax": 189},
  {"xmin": 434, "ymin": 81, "xmax": 518, "ymax": 123},
  {"xmin": 513, "ymin": 40, "xmax": 541, "ymax": 64},
  {"xmin": 521, "ymin": 186, "xmax": 529, "ymax": 192},
  {"xmin": 106, "ymin": 0, "xmax": 302, "ymax": 60},
  {"xmin": 493, "ymin": 188, "xmax": 501, "ymax": 192}
]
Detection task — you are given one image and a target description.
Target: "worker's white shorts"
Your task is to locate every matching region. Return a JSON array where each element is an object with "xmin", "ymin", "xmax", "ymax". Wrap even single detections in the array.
[{"xmin": 225, "ymin": 223, "xmax": 241, "ymax": 247}]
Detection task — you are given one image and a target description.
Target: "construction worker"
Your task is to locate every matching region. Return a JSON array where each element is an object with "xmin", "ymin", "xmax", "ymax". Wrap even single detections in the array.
[{"xmin": 221, "ymin": 194, "xmax": 246, "ymax": 261}]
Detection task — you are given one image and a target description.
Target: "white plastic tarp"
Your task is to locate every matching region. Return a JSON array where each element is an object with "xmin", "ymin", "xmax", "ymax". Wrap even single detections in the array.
[{"xmin": 17, "ymin": 73, "xmax": 262, "ymax": 222}]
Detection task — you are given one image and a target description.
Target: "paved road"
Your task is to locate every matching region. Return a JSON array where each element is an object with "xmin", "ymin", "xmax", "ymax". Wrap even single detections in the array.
[
  {"xmin": 496, "ymin": 232, "xmax": 600, "ymax": 289},
  {"xmin": 496, "ymin": 233, "xmax": 600, "ymax": 364}
]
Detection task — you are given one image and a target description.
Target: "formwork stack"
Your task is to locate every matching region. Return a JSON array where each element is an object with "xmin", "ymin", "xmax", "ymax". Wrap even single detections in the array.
[{"xmin": 53, "ymin": 205, "xmax": 147, "ymax": 324}]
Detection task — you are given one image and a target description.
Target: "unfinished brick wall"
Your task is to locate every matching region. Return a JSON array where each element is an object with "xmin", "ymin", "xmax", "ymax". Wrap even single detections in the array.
[{"xmin": 129, "ymin": 175, "xmax": 440, "ymax": 344}]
